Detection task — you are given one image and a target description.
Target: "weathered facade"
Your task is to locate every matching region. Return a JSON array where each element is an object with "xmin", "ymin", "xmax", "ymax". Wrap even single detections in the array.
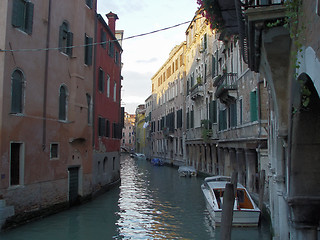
[
  {"xmin": 184, "ymin": 9, "xmax": 268, "ymax": 197},
  {"xmin": 210, "ymin": 0, "xmax": 320, "ymax": 238},
  {"xmin": 0, "ymin": 0, "xmax": 96, "ymax": 221},
  {"xmin": 0, "ymin": 0, "xmax": 124, "ymax": 228}
]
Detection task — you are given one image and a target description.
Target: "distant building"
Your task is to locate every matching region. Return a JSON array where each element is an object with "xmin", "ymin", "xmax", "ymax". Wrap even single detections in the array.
[
  {"xmin": 121, "ymin": 112, "xmax": 135, "ymax": 152},
  {"xmin": 149, "ymin": 42, "xmax": 186, "ymax": 165},
  {"xmin": 135, "ymin": 105, "xmax": 146, "ymax": 154}
]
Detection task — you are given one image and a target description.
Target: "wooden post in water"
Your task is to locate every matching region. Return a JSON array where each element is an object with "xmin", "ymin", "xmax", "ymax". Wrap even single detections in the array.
[
  {"xmin": 259, "ymin": 170, "xmax": 265, "ymax": 211},
  {"xmin": 231, "ymin": 171, "xmax": 238, "ymax": 197},
  {"xmin": 220, "ymin": 183, "xmax": 235, "ymax": 240}
]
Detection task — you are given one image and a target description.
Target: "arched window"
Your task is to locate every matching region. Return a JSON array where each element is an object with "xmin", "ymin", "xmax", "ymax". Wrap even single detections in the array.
[
  {"xmin": 11, "ymin": 69, "xmax": 24, "ymax": 114},
  {"xmin": 59, "ymin": 85, "xmax": 68, "ymax": 121},
  {"xmin": 59, "ymin": 21, "xmax": 73, "ymax": 56}
]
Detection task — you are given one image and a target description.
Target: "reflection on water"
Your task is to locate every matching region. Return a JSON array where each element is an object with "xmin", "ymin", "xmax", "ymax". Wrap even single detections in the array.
[{"xmin": 0, "ymin": 154, "xmax": 271, "ymax": 240}]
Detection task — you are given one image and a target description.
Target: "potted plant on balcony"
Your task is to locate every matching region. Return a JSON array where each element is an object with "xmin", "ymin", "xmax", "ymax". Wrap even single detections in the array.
[
  {"xmin": 201, "ymin": 119, "xmax": 212, "ymax": 142},
  {"xmin": 197, "ymin": 0, "xmax": 224, "ymax": 31},
  {"xmin": 197, "ymin": 76, "xmax": 202, "ymax": 85}
]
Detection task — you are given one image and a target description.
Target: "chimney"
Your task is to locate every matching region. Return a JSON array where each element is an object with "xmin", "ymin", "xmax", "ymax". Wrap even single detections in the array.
[{"xmin": 106, "ymin": 11, "xmax": 119, "ymax": 35}]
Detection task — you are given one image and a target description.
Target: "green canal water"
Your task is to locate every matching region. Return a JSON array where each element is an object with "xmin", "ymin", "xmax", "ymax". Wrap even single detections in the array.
[{"xmin": 0, "ymin": 154, "xmax": 271, "ymax": 239}]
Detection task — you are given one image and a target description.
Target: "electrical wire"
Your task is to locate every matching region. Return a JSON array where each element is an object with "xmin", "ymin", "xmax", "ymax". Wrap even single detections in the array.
[{"xmin": 0, "ymin": 17, "xmax": 202, "ymax": 53}]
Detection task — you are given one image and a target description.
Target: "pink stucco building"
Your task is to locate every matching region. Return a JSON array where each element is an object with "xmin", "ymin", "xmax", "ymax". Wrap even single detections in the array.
[{"xmin": 0, "ymin": 0, "xmax": 97, "ymax": 225}]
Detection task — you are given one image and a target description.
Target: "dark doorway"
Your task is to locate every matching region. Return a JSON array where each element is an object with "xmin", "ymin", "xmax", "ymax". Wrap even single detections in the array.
[
  {"xmin": 10, "ymin": 143, "xmax": 21, "ymax": 185},
  {"xmin": 68, "ymin": 166, "xmax": 79, "ymax": 204}
]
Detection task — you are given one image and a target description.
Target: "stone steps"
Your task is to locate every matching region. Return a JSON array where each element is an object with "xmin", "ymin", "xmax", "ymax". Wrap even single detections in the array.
[{"xmin": 0, "ymin": 199, "xmax": 14, "ymax": 229}]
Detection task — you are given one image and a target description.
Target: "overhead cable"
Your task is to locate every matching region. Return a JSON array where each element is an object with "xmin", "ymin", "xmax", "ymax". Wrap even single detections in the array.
[{"xmin": 0, "ymin": 17, "xmax": 202, "ymax": 53}]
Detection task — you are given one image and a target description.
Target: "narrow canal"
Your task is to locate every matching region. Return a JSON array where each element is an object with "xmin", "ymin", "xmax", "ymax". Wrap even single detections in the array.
[{"xmin": 0, "ymin": 154, "xmax": 271, "ymax": 239}]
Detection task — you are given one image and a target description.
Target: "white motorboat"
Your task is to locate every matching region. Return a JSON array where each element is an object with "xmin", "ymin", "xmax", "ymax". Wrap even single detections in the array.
[
  {"xmin": 201, "ymin": 176, "xmax": 260, "ymax": 227},
  {"xmin": 178, "ymin": 166, "xmax": 197, "ymax": 177}
]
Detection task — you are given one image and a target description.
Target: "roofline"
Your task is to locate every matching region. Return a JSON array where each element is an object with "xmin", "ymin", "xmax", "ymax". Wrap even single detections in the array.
[{"xmin": 97, "ymin": 14, "xmax": 123, "ymax": 52}]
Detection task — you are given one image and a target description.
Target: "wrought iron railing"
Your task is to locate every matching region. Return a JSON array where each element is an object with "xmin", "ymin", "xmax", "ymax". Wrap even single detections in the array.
[{"xmin": 242, "ymin": 0, "xmax": 284, "ymax": 9}]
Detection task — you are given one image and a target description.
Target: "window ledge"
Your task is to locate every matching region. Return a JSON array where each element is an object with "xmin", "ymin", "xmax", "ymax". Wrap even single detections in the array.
[{"xmin": 9, "ymin": 112, "xmax": 24, "ymax": 116}]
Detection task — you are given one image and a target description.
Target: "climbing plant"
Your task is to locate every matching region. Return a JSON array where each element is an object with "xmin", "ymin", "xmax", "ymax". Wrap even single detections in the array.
[{"xmin": 196, "ymin": 0, "xmax": 224, "ymax": 31}]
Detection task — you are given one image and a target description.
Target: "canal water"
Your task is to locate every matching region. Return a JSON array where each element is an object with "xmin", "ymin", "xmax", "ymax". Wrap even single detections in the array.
[{"xmin": 0, "ymin": 154, "xmax": 271, "ymax": 239}]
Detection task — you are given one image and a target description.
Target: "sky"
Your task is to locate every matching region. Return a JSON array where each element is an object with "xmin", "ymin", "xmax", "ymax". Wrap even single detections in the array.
[{"xmin": 97, "ymin": 0, "xmax": 199, "ymax": 114}]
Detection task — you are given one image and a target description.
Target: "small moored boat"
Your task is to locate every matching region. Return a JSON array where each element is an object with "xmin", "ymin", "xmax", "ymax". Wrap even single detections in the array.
[
  {"xmin": 201, "ymin": 176, "xmax": 260, "ymax": 227},
  {"xmin": 178, "ymin": 166, "xmax": 197, "ymax": 177},
  {"xmin": 151, "ymin": 158, "xmax": 163, "ymax": 166}
]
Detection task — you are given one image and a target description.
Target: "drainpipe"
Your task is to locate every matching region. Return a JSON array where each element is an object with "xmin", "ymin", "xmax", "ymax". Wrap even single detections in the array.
[
  {"xmin": 92, "ymin": 9, "xmax": 97, "ymax": 148},
  {"xmin": 42, "ymin": 0, "xmax": 52, "ymax": 150}
]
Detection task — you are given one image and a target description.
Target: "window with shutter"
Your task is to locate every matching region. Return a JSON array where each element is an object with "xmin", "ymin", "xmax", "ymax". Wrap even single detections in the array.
[
  {"xmin": 59, "ymin": 86, "xmax": 67, "ymax": 121},
  {"xmin": 204, "ymin": 34, "xmax": 207, "ymax": 50},
  {"xmin": 106, "ymin": 119, "xmax": 110, "ymax": 137},
  {"xmin": 108, "ymin": 41, "xmax": 114, "ymax": 57},
  {"xmin": 212, "ymin": 55, "xmax": 216, "ymax": 77},
  {"xmin": 86, "ymin": 0, "xmax": 93, "ymax": 8},
  {"xmin": 11, "ymin": 0, "xmax": 34, "ymax": 34},
  {"xmin": 86, "ymin": 94, "xmax": 92, "ymax": 125},
  {"xmin": 59, "ymin": 22, "xmax": 73, "ymax": 56},
  {"xmin": 219, "ymin": 109, "xmax": 227, "ymax": 130},
  {"xmin": 11, "ymin": 70, "xmax": 24, "ymax": 114},
  {"xmin": 191, "ymin": 110, "xmax": 194, "ymax": 128},
  {"xmin": 85, "ymin": 34, "xmax": 93, "ymax": 65},
  {"xmin": 239, "ymin": 99, "xmax": 243, "ymax": 124},
  {"xmin": 186, "ymin": 111, "xmax": 189, "ymax": 129},
  {"xmin": 250, "ymin": 91, "xmax": 258, "ymax": 122},
  {"xmin": 230, "ymin": 102, "xmax": 237, "ymax": 127},
  {"xmin": 101, "ymin": 29, "xmax": 106, "ymax": 48},
  {"xmin": 98, "ymin": 68, "xmax": 104, "ymax": 92},
  {"xmin": 98, "ymin": 117, "xmax": 106, "ymax": 137}
]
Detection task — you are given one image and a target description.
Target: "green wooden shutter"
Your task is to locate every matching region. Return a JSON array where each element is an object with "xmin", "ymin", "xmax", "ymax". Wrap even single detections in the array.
[
  {"xmin": 25, "ymin": 2, "xmax": 34, "ymax": 34},
  {"xmin": 191, "ymin": 110, "xmax": 194, "ymax": 128},
  {"xmin": 213, "ymin": 100, "xmax": 217, "ymax": 123},
  {"xmin": 186, "ymin": 111, "xmax": 189, "ymax": 129},
  {"xmin": 230, "ymin": 102, "xmax": 237, "ymax": 127},
  {"xmin": 212, "ymin": 55, "xmax": 216, "ymax": 77},
  {"xmin": 250, "ymin": 91, "xmax": 258, "ymax": 122},
  {"xmin": 12, "ymin": 0, "xmax": 24, "ymax": 28},
  {"xmin": 67, "ymin": 31, "xmax": 73, "ymax": 56},
  {"xmin": 204, "ymin": 34, "xmax": 207, "ymax": 50}
]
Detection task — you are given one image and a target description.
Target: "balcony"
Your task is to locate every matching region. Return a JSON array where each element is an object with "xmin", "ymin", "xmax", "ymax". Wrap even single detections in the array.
[
  {"xmin": 214, "ymin": 73, "xmax": 237, "ymax": 105},
  {"xmin": 208, "ymin": 0, "xmax": 286, "ymax": 72},
  {"xmin": 190, "ymin": 83, "xmax": 204, "ymax": 101}
]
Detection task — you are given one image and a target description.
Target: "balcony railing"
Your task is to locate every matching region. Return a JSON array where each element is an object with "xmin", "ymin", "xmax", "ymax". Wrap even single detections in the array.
[
  {"xmin": 242, "ymin": 0, "xmax": 284, "ymax": 9},
  {"xmin": 214, "ymin": 73, "xmax": 237, "ymax": 104},
  {"xmin": 213, "ymin": 73, "xmax": 237, "ymax": 88},
  {"xmin": 190, "ymin": 83, "xmax": 204, "ymax": 101},
  {"xmin": 212, "ymin": 0, "xmax": 285, "ymax": 71}
]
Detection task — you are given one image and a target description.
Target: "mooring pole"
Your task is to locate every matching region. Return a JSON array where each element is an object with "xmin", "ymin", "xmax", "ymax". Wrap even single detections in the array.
[{"xmin": 220, "ymin": 183, "xmax": 235, "ymax": 240}]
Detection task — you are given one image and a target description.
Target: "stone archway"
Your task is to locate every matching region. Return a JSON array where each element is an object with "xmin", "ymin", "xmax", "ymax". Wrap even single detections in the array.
[{"xmin": 288, "ymin": 73, "xmax": 320, "ymax": 233}]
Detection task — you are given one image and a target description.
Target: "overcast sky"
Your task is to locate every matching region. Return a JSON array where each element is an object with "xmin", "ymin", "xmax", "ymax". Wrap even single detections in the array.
[{"xmin": 97, "ymin": 0, "xmax": 199, "ymax": 114}]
